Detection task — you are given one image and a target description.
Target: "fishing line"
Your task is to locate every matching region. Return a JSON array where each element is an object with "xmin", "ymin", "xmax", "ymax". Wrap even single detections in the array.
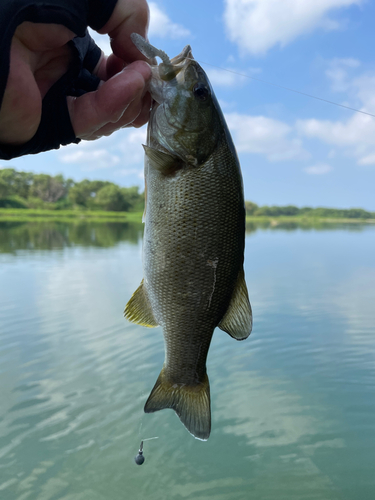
[{"xmin": 189, "ymin": 58, "xmax": 375, "ymax": 119}]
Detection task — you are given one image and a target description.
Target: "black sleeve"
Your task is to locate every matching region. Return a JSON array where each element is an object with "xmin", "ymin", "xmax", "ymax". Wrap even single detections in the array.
[{"xmin": 0, "ymin": 0, "xmax": 118, "ymax": 160}]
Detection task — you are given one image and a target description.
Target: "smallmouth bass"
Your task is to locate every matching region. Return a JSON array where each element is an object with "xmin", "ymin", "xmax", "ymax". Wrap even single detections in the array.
[{"xmin": 125, "ymin": 35, "xmax": 252, "ymax": 440}]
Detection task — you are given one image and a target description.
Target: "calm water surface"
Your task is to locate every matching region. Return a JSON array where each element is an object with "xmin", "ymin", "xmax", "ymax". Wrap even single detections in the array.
[{"xmin": 0, "ymin": 221, "xmax": 374, "ymax": 500}]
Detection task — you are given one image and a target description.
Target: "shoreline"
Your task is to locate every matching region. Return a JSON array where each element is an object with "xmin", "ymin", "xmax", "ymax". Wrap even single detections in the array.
[
  {"xmin": 0, "ymin": 208, "xmax": 374, "ymax": 224},
  {"xmin": 245, "ymin": 216, "xmax": 375, "ymax": 224},
  {"xmin": 0, "ymin": 209, "xmax": 143, "ymax": 223}
]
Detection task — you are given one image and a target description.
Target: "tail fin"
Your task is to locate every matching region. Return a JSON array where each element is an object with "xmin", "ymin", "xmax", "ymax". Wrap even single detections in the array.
[{"xmin": 144, "ymin": 367, "xmax": 211, "ymax": 440}]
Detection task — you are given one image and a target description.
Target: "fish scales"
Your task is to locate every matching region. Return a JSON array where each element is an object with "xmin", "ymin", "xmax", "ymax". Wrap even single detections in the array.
[
  {"xmin": 125, "ymin": 35, "xmax": 252, "ymax": 440},
  {"xmin": 144, "ymin": 142, "xmax": 244, "ymax": 381}
]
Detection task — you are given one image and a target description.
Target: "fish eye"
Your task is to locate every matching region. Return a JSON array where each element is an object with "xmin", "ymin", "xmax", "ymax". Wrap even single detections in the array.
[{"xmin": 193, "ymin": 83, "xmax": 210, "ymax": 101}]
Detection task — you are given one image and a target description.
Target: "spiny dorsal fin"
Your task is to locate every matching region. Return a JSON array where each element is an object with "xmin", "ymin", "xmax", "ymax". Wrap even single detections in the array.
[
  {"xmin": 124, "ymin": 279, "xmax": 159, "ymax": 327},
  {"xmin": 143, "ymin": 145, "xmax": 182, "ymax": 175},
  {"xmin": 218, "ymin": 268, "xmax": 252, "ymax": 340},
  {"xmin": 144, "ymin": 367, "xmax": 211, "ymax": 441}
]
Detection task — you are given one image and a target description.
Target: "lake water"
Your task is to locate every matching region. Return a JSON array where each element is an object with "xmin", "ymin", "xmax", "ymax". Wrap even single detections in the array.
[{"xmin": 0, "ymin": 220, "xmax": 374, "ymax": 500}]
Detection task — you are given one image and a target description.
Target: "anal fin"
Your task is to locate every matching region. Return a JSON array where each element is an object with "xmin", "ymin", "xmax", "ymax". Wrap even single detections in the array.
[
  {"xmin": 218, "ymin": 268, "xmax": 252, "ymax": 340},
  {"xmin": 124, "ymin": 279, "xmax": 158, "ymax": 327}
]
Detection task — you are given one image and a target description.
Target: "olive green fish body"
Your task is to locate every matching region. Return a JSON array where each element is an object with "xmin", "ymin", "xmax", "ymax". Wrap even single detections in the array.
[
  {"xmin": 144, "ymin": 136, "xmax": 244, "ymax": 381},
  {"xmin": 125, "ymin": 35, "xmax": 252, "ymax": 440}
]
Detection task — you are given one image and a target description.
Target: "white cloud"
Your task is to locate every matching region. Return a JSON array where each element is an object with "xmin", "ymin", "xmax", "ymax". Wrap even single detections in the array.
[
  {"xmin": 58, "ymin": 127, "xmax": 146, "ymax": 174},
  {"xmin": 224, "ymin": 0, "xmax": 362, "ymax": 55},
  {"xmin": 351, "ymin": 74, "xmax": 375, "ymax": 112},
  {"xmin": 117, "ymin": 168, "xmax": 144, "ymax": 180},
  {"xmin": 325, "ymin": 57, "xmax": 361, "ymax": 92},
  {"xmin": 298, "ymin": 114, "xmax": 361, "ymax": 143},
  {"xmin": 304, "ymin": 163, "xmax": 333, "ymax": 175},
  {"xmin": 226, "ymin": 113, "xmax": 310, "ymax": 161},
  {"xmin": 297, "ymin": 59, "xmax": 375, "ymax": 166},
  {"xmin": 297, "ymin": 112, "xmax": 375, "ymax": 166},
  {"xmin": 60, "ymin": 149, "xmax": 120, "ymax": 170},
  {"xmin": 117, "ymin": 128, "xmax": 147, "ymax": 163},
  {"xmin": 148, "ymin": 2, "xmax": 191, "ymax": 39},
  {"xmin": 358, "ymin": 153, "xmax": 375, "ymax": 165}
]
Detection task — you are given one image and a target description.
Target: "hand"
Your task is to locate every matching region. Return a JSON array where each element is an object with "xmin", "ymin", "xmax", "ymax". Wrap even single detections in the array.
[{"xmin": 0, "ymin": 0, "xmax": 152, "ymax": 146}]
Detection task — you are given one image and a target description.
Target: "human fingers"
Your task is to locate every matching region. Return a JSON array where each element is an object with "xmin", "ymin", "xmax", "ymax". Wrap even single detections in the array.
[
  {"xmin": 0, "ymin": 38, "xmax": 41, "ymax": 145},
  {"xmin": 98, "ymin": 0, "xmax": 150, "ymax": 63},
  {"xmin": 83, "ymin": 90, "xmax": 151, "ymax": 140},
  {"xmin": 15, "ymin": 21, "xmax": 75, "ymax": 51},
  {"xmin": 67, "ymin": 60, "xmax": 151, "ymax": 140},
  {"xmin": 93, "ymin": 53, "xmax": 126, "ymax": 82},
  {"xmin": 130, "ymin": 90, "xmax": 152, "ymax": 128},
  {"xmin": 0, "ymin": 22, "xmax": 74, "ymax": 145}
]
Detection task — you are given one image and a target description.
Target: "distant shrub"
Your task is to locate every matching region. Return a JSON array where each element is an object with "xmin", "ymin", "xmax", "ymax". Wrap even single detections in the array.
[
  {"xmin": 254, "ymin": 205, "xmax": 300, "ymax": 216},
  {"xmin": 245, "ymin": 201, "xmax": 258, "ymax": 215},
  {"xmin": 0, "ymin": 196, "xmax": 28, "ymax": 209}
]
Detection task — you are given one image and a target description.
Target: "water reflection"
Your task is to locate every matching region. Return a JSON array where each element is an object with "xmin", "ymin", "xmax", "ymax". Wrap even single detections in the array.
[
  {"xmin": 246, "ymin": 219, "xmax": 372, "ymax": 233},
  {"xmin": 0, "ymin": 221, "xmax": 143, "ymax": 253},
  {"xmin": 0, "ymin": 222, "xmax": 374, "ymax": 500},
  {"xmin": 1, "ymin": 220, "xmax": 371, "ymax": 255}
]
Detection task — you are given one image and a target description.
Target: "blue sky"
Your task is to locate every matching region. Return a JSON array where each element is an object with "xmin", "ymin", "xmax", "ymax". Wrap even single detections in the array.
[{"xmin": 2, "ymin": 0, "xmax": 375, "ymax": 210}]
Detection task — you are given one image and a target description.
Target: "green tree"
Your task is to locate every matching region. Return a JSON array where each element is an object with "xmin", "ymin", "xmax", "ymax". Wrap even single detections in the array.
[
  {"xmin": 255, "ymin": 205, "xmax": 300, "ymax": 216},
  {"xmin": 280, "ymin": 205, "xmax": 299, "ymax": 216},
  {"xmin": 29, "ymin": 174, "xmax": 73, "ymax": 203},
  {"xmin": 0, "ymin": 178, "xmax": 9, "ymax": 198},
  {"xmin": 245, "ymin": 201, "xmax": 258, "ymax": 216},
  {"xmin": 0, "ymin": 168, "xmax": 33, "ymax": 198},
  {"xmin": 120, "ymin": 186, "xmax": 144, "ymax": 212},
  {"xmin": 95, "ymin": 184, "xmax": 131, "ymax": 211},
  {"xmin": 69, "ymin": 180, "xmax": 111, "ymax": 207},
  {"xmin": 346, "ymin": 208, "xmax": 372, "ymax": 219}
]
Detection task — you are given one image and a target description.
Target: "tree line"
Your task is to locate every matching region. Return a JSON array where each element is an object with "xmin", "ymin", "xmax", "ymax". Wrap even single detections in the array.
[
  {"xmin": 245, "ymin": 201, "xmax": 375, "ymax": 220},
  {"xmin": 0, "ymin": 168, "xmax": 373, "ymax": 218},
  {"xmin": 0, "ymin": 168, "xmax": 144, "ymax": 212}
]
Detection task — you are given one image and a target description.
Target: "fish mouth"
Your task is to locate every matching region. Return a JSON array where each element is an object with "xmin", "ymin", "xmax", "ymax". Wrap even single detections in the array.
[
  {"xmin": 130, "ymin": 34, "xmax": 194, "ymax": 83},
  {"xmin": 170, "ymin": 45, "xmax": 193, "ymax": 66},
  {"xmin": 158, "ymin": 45, "xmax": 194, "ymax": 82}
]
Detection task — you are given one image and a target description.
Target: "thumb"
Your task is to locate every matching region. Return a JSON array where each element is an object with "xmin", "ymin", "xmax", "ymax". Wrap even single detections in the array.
[{"xmin": 67, "ymin": 60, "xmax": 151, "ymax": 140}]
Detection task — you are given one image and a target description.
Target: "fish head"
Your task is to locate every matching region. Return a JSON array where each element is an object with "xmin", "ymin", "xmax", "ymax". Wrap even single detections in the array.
[{"xmin": 143, "ymin": 42, "xmax": 223, "ymax": 166}]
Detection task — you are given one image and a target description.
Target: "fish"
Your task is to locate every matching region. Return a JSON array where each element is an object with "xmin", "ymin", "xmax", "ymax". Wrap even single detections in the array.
[{"xmin": 125, "ymin": 34, "xmax": 252, "ymax": 441}]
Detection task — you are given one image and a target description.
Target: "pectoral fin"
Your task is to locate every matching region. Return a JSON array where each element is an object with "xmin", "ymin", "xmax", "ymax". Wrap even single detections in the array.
[
  {"xmin": 219, "ymin": 268, "xmax": 252, "ymax": 340},
  {"xmin": 143, "ymin": 145, "xmax": 182, "ymax": 175},
  {"xmin": 124, "ymin": 279, "xmax": 158, "ymax": 327}
]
